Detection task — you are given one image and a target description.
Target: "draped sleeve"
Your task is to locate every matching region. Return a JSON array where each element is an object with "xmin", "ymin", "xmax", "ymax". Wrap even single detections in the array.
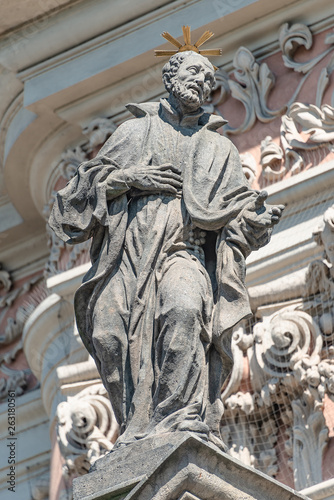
[
  {"xmin": 183, "ymin": 132, "xmax": 258, "ymax": 231},
  {"xmin": 49, "ymin": 117, "xmax": 148, "ymax": 244}
]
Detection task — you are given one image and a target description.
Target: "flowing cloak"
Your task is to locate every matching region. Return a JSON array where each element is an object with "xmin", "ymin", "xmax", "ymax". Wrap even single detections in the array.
[{"xmin": 49, "ymin": 99, "xmax": 270, "ymax": 435}]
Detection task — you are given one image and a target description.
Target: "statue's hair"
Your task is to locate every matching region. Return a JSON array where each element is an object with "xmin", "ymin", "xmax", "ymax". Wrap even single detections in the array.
[{"xmin": 162, "ymin": 51, "xmax": 214, "ymax": 93}]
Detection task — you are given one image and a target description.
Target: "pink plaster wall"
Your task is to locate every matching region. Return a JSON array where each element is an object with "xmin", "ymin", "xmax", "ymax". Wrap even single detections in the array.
[{"xmin": 216, "ymin": 27, "xmax": 334, "ymax": 191}]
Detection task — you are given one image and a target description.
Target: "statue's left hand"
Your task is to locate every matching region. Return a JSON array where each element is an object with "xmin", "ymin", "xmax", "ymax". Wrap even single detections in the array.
[{"xmin": 242, "ymin": 191, "xmax": 285, "ymax": 229}]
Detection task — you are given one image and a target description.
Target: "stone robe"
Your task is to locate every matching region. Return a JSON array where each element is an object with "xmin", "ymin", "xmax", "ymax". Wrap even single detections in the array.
[{"xmin": 49, "ymin": 99, "xmax": 270, "ymax": 445}]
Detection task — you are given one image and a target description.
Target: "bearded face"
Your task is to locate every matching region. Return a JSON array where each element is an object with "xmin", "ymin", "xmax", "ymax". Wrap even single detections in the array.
[
  {"xmin": 171, "ymin": 78, "xmax": 203, "ymax": 107},
  {"xmin": 169, "ymin": 54, "xmax": 215, "ymax": 111}
]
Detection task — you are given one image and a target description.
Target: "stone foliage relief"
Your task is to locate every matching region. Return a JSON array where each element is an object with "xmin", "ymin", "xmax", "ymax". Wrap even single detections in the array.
[
  {"xmin": 222, "ymin": 204, "xmax": 334, "ymax": 489},
  {"xmin": 207, "ymin": 22, "xmax": 334, "ymax": 186},
  {"xmin": 0, "ymin": 271, "xmax": 44, "ymax": 401}
]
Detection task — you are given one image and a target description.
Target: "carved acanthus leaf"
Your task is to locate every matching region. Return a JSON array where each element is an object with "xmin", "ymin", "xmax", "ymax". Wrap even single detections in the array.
[
  {"xmin": 279, "ymin": 23, "xmax": 334, "ymax": 76},
  {"xmin": 279, "ymin": 23, "xmax": 313, "ymax": 73},
  {"xmin": 0, "ymin": 303, "xmax": 36, "ymax": 345},
  {"xmin": 240, "ymin": 152, "xmax": 257, "ymax": 186},
  {"xmin": 0, "ymin": 276, "xmax": 43, "ymax": 310},
  {"xmin": 225, "ymin": 47, "xmax": 286, "ymax": 135},
  {"xmin": 260, "ymin": 136, "xmax": 286, "ymax": 181}
]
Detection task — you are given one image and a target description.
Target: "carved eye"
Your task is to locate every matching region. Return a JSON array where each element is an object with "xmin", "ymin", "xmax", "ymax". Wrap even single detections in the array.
[{"xmin": 205, "ymin": 73, "xmax": 214, "ymax": 84}]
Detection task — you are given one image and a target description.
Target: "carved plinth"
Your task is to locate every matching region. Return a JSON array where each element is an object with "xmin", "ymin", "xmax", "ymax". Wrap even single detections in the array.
[{"xmin": 73, "ymin": 433, "xmax": 310, "ymax": 500}]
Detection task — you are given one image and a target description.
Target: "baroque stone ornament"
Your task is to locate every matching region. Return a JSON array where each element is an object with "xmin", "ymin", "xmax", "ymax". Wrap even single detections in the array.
[
  {"xmin": 224, "ymin": 47, "xmax": 286, "ymax": 135},
  {"xmin": 49, "ymin": 48, "xmax": 284, "ymax": 451},
  {"xmin": 279, "ymin": 23, "xmax": 334, "ymax": 75},
  {"xmin": 221, "ymin": 204, "xmax": 334, "ymax": 489},
  {"xmin": 0, "ymin": 275, "xmax": 45, "ymax": 401},
  {"xmin": 43, "ymin": 117, "xmax": 118, "ymax": 278},
  {"xmin": 0, "ymin": 263, "xmax": 12, "ymax": 292},
  {"xmin": 57, "ymin": 384, "xmax": 118, "ymax": 479}
]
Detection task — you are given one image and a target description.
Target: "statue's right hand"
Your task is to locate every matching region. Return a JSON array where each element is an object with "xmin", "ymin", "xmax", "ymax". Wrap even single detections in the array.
[{"xmin": 124, "ymin": 163, "xmax": 182, "ymax": 194}]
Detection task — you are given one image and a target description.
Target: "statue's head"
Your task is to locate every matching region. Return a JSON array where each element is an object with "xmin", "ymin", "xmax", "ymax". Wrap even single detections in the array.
[{"xmin": 162, "ymin": 51, "xmax": 215, "ymax": 110}]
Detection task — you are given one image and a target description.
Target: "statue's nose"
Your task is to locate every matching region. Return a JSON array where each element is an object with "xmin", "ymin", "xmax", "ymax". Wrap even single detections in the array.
[{"xmin": 195, "ymin": 73, "xmax": 205, "ymax": 88}]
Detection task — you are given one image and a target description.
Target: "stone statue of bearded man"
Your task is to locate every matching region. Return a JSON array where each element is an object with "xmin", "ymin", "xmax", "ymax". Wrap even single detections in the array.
[{"xmin": 49, "ymin": 50, "xmax": 284, "ymax": 450}]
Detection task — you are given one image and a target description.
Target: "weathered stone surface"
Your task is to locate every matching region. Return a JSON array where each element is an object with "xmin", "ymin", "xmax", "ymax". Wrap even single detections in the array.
[
  {"xmin": 49, "ymin": 50, "xmax": 284, "ymax": 450},
  {"xmin": 73, "ymin": 433, "xmax": 309, "ymax": 500}
]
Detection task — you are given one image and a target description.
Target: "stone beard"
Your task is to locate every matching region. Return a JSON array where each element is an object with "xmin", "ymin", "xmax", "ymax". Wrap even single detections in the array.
[{"xmin": 49, "ymin": 51, "xmax": 283, "ymax": 450}]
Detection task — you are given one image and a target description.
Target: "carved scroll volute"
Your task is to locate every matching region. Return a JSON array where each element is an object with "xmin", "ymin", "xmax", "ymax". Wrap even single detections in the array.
[
  {"xmin": 57, "ymin": 384, "xmax": 119, "ymax": 478},
  {"xmin": 253, "ymin": 310, "xmax": 322, "ymax": 381}
]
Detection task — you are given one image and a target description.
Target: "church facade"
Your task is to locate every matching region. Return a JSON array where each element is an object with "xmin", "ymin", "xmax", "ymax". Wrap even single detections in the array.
[{"xmin": 0, "ymin": 0, "xmax": 334, "ymax": 498}]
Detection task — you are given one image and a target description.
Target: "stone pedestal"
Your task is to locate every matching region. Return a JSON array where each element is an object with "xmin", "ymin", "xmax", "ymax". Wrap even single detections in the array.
[{"xmin": 73, "ymin": 432, "xmax": 310, "ymax": 500}]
